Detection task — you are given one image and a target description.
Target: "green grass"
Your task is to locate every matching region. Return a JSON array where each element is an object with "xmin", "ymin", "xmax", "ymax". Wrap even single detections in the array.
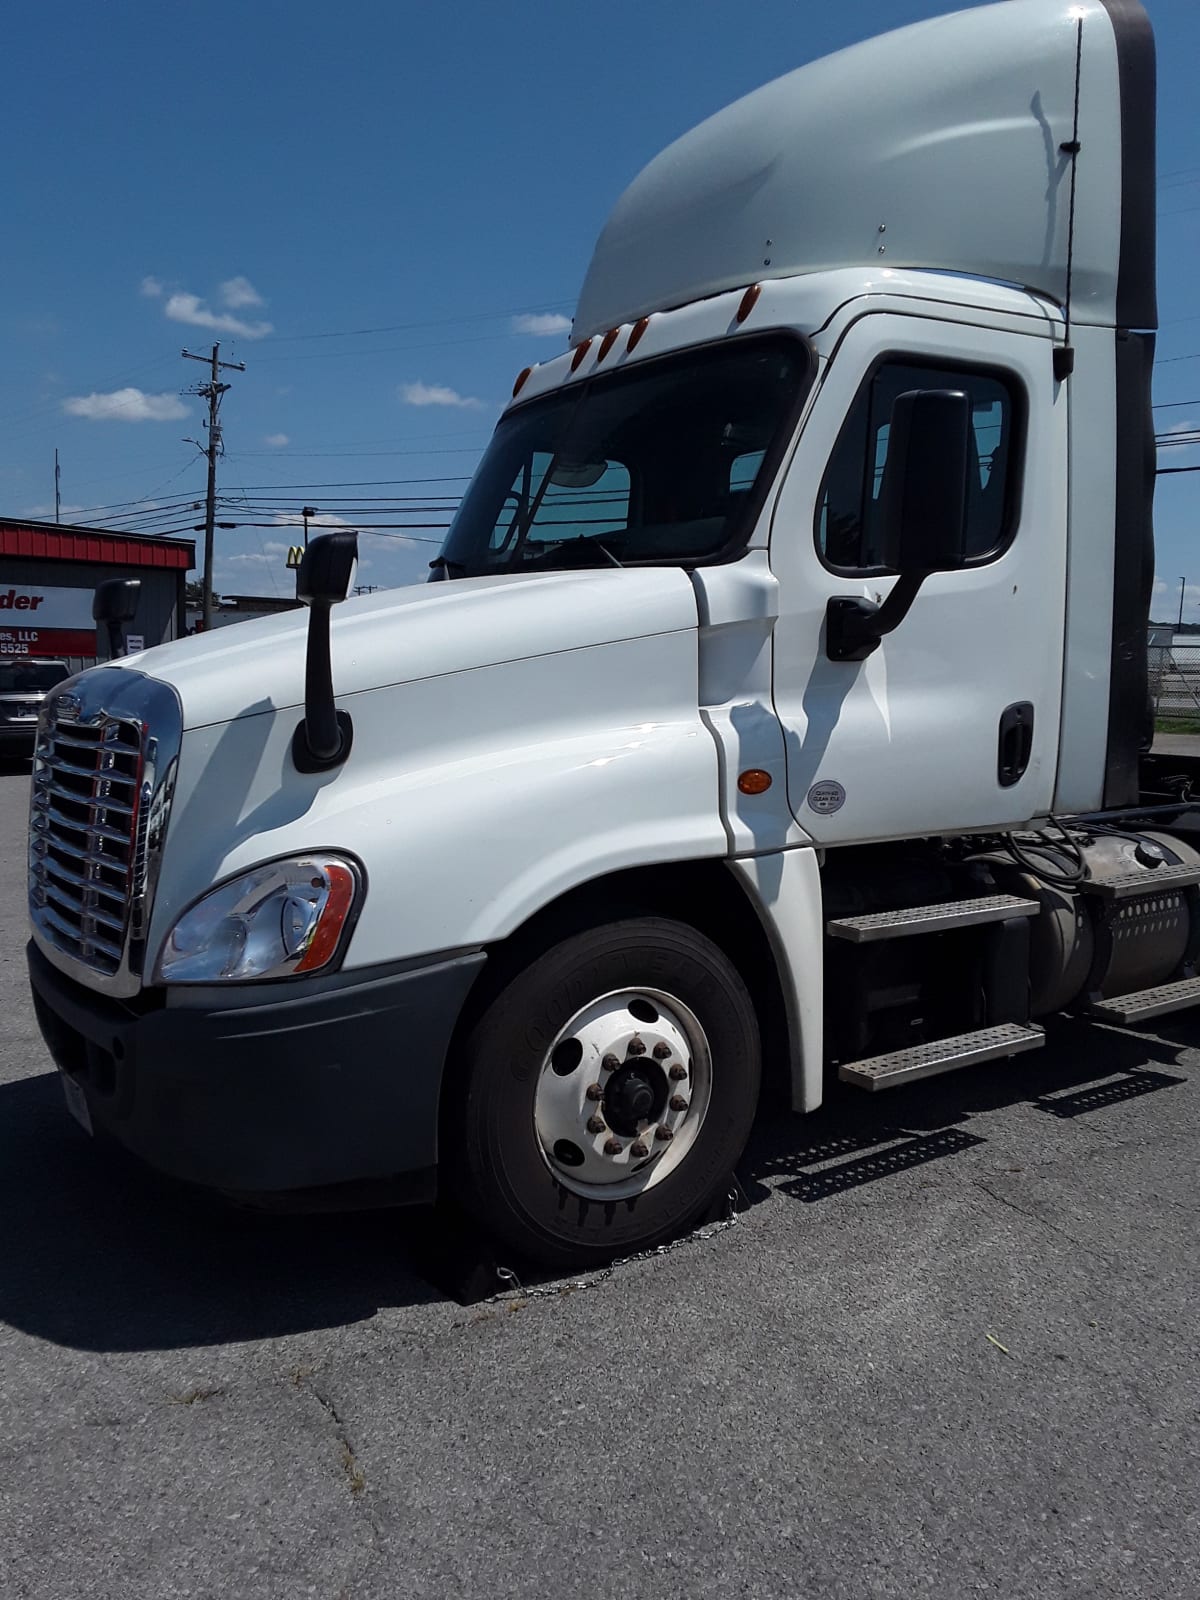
[{"xmin": 1155, "ymin": 717, "xmax": 1200, "ymax": 734}]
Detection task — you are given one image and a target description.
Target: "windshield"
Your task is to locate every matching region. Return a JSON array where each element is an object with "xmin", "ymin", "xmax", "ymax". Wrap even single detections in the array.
[
  {"xmin": 437, "ymin": 335, "xmax": 810, "ymax": 578},
  {"xmin": 0, "ymin": 661, "xmax": 69, "ymax": 693}
]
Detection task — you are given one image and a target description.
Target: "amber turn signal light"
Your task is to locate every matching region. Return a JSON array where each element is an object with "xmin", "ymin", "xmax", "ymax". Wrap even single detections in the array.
[
  {"xmin": 736, "ymin": 284, "xmax": 762, "ymax": 323},
  {"xmin": 737, "ymin": 768, "xmax": 772, "ymax": 795}
]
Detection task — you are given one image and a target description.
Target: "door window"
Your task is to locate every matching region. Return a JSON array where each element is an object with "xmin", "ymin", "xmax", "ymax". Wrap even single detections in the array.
[{"xmin": 816, "ymin": 359, "xmax": 1023, "ymax": 573}]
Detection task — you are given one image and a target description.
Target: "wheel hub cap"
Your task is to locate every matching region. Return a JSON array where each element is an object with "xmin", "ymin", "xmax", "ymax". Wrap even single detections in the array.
[{"xmin": 533, "ymin": 988, "xmax": 713, "ymax": 1200}]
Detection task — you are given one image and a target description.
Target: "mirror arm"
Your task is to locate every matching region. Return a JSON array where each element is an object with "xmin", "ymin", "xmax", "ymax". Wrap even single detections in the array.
[
  {"xmin": 292, "ymin": 599, "xmax": 353, "ymax": 772},
  {"xmin": 825, "ymin": 571, "xmax": 926, "ymax": 662}
]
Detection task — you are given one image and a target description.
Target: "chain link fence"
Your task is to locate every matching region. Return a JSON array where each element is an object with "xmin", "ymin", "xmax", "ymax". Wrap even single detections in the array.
[{"xmin": 1149, "ymin": 626, "xmax": 1200, "ymax": 727}]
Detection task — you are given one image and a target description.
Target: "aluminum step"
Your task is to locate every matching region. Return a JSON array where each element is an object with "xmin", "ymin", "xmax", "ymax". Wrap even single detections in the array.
[
  {"xmin": 826, "ymin": 894, "xmax": 1039, "ymax": 944},
  {"xmin": 1084, "ymin": 976, "xmax": 1200, "ymax": 1024},
  {"xmin": 1080, "ymin": 865, "xmax": 1200, "ymax": 901},
  {"xmin": 839, "ymin": 1022, "xmax": 1045, "ymax": 1091}
]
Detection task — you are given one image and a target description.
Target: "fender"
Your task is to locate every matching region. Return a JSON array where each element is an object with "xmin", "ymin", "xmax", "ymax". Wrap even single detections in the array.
[
  {"xmin": 730, "ymin": 848, "xmax": 825, "ymax": 1112},
  {"xmin": 147, "ymin": 626, "xmax": 728, "ymax": 975}
]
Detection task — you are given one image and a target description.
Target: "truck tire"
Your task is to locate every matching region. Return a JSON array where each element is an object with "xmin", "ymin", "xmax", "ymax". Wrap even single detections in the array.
[{"xmin": 453, "ymin": 917, "xmax": 760, "ymax": 1269}]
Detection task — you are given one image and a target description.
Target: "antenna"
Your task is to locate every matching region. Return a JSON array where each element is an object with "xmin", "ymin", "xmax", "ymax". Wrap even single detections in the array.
[
  {"xmin": 1053, "ymin": 15, "xmax": 1085, "ymax": 383},
  {"xmin": 54, "ymin": 448, "xmax": 61, "ymax": 524}
]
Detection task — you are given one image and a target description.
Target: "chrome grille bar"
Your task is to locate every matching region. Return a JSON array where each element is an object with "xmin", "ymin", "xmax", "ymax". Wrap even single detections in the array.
[{"xmin": 28, "ymin": 670, "xmax": 182, "ymax": 993}]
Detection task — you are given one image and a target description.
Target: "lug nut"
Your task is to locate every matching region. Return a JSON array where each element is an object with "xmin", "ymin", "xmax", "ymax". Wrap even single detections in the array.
[
  {"xmin": 668, "ymin": 1064, "xmax": 687, "ymax": 1081},
  {"xmin": 604, "ymin": 1137, "xmax": 623, "ymax": 1156},
  {"xmin": 669, "ymin": 1094, "xmax": 688, "ymax": 1113},
  {"xmin": 627, "ymin": 1037, "xmax": 646, "ymax": 1056},
  {"xmin": 654, "ymin": 1125, "xmax": 673, "ymax": 1142},
  {"xmin": 652, "ymin": 1042, "xmax": 672, "ymax": 1060},
  {"xmin": 601, "ymin": 1054, "xmax": 620, "ymax": 1072},
  {"xmin": 587, "ymin": 1114, "xmax": 607, "ymax": 1134},
  {"xmin": 630, "ymin": 1141, "xmax": 649, "ymax": 1158},
  {"xmin": 585, "ymin": 1082, "xmax": 604, "ymax": 1101}
]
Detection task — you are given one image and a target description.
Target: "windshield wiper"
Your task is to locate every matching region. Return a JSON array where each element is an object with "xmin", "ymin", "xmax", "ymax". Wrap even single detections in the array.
[{"xmin": 531, "ymin": 535, "xmax": 625, "ymax": 571}]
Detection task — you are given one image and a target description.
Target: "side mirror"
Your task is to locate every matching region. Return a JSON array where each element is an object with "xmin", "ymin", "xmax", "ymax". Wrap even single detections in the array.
[
  {"xmin": 296, "ymin": 529, "xmax": 357, "ymax": 605},
  {"xmin": 878, "ymin": 389, "xmax": 971, "ymax": 575},
  {"xmin": 826, "ymin": 388, "xmax": 972, "ymax": 662},
  {"xmin": 293, "ymin": 530, "xmax": 359, "ymax": 773},
  {"xmin": 93, "ymin": 577, "xmax": 141, "ymax": 660}
]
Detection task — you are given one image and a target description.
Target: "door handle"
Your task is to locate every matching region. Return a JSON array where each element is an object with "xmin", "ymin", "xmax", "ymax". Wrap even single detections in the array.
[{"xmin": 998, "ymin": 702, "xmax": 1034, "ymax": 787}]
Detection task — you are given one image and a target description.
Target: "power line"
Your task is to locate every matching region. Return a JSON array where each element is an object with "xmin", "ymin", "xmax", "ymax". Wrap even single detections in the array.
[{"xmin": 223, "ymin": 476, "xmax": 474, "ymax": 489}]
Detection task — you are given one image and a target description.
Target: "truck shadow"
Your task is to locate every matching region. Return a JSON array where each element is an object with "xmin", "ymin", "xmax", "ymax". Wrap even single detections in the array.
[
  {"xmin": 742, "ymin": 1017, "xmax": 1188, "ymax": 1203},
  {"xmin": 0, "ymin": 1019, "xmax": 1187, "ymax": 1352}
]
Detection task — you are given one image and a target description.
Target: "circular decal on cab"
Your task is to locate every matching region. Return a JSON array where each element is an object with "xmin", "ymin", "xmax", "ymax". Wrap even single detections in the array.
[{"xmin": 806, "ymin": 780, "xmax": 846, "ymax": 815}]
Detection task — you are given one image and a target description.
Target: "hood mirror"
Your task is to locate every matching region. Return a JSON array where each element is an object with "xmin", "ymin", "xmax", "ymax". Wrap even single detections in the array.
[{"xmin": 292, "ymin": 530, "xmax": 359, "ymax": 773}]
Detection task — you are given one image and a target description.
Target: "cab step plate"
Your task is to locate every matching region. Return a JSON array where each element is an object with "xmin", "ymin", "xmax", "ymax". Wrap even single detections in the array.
[
  {"xmin": 839, "ymin": 1022, "xmax": 1045, "ymax": 1091},
  {"xmin": 1084, "ymin": 976, "xmax": 1200, "ymax": 1024},
  {"xmin": 826, "ymin": 894, "xmax": 1039, "ymax": 944},
  {"xmin": 1080, "ymin": 866, "xmax": 1200, "ymax": 900}
]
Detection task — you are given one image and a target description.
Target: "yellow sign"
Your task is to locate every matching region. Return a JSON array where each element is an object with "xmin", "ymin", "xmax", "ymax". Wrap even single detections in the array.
[{"xmin": 285, "ymin": 546, "xmax": 304, "ymax": 569}]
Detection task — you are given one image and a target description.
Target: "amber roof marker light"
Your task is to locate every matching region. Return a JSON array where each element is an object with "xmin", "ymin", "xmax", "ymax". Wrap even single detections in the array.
[
  {"xmin": 736, "ymin": 284, "xmax": 763, "ymax": 324},
  {"xmin": 512, "ymin": 366, "xmax": 533, "ymax": 398},
  {"xmin": 597, "ymin": 327, "xmax": 621, "ymax": 362},
  {"xmin": 570, "ymin": 338, "xmax": 593, "ymax": 372},
  {"xmin": 627, "ymin": 316, "xmax": 651, "ymax": 352}
]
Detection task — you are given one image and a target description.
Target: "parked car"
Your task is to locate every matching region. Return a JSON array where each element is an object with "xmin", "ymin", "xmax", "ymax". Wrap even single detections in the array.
[{"xmin": 0, "ymin": 659, "xmax": 70, "ymax": 754}]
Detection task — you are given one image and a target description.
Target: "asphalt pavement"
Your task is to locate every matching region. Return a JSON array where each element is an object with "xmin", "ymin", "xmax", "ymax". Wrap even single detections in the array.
[{"xmin": 2, "ymin": 758, "xmax": 1199, "ymax": 1598}]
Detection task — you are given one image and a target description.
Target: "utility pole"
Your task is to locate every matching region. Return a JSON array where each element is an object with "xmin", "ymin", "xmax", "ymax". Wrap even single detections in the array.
[
  {"xmin": 1179, "ymin": 575, "xmax": 1187, "ymax": 633},
  {"xmin": 182, "ymin": 343, "xmax": 246, "ymax": 632},
  {"xmin": 54, "ymin": 449, "xmax": 61, "ymax": 524}
]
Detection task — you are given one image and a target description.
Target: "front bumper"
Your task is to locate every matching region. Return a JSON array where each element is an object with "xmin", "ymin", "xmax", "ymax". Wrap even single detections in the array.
[{"xmin": 28, "ymin": 940, "xmax": 485, "ymax": 1205}]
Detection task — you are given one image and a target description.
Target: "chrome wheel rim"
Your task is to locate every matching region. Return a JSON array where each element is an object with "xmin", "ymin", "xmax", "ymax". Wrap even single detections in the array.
[{"xmin": 533, "ymin": 987, "xmax": 712, "ymax": 1199}]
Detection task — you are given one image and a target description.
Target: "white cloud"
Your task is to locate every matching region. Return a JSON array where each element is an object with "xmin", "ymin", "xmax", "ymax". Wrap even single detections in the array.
[
  {"xmin": 271, "ymin": 511, "xmax": 350, "ymax": 529},
  {"xmin": 399, "ymin": 380, "xmax": 483, "ymax": 409},
  {"xmin": 140, "ymin": 275, "xmax": 164, "ymax": 298},
  {"xmin": 225, "ymin": 541, "xmax": 292, "ymax": 565},
  {"xmin": 221, "ymin": 276, "xmax": 265, "ymax": 309},
  {"xmin": 263, "ymin": 432, "xmax": 290, "ymax": 448},
  {"xmin": 62, "ymin": 387, "xmax": 189, "ymax": 422},
  {"xmin": 1163, "ymin": 419, "xmax": 1198, "ymax": 438},
  {"xmin": 511, "ymin": 312, "xmax": 572, "ymax": 337},
  {"xmin": 23, "ymin": 502, "xmax": 84, "ymax": 519},
  {"xmin": 164, "ymin": 292, "xmax": 273, "ymax": 339}
]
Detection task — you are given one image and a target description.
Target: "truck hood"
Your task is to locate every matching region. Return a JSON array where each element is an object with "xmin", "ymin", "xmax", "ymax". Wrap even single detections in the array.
[{"xmin": 122, "ymin": 567, "xmax": 701, "ymax": 730}]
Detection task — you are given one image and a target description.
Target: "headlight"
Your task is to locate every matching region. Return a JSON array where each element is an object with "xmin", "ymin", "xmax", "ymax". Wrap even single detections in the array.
[{"xmin": 156, "ymin": 856, "xmax": 361, "ymax": 984}]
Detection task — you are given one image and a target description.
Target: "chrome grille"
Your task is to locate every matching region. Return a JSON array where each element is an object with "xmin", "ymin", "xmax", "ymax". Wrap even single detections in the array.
[
  {"xmin": 30, "ymin": 716, "xmax": 143, "ymax": 973},
  {"xmin": 28, "ymin": 669, "xmax": 183, "ymax": 995}
]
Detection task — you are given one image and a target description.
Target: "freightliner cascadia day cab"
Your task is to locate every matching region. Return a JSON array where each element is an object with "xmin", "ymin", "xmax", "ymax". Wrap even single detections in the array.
[{"xmin": 27, "ymin": 0, "xmax": 1186, "ymax": 1268}]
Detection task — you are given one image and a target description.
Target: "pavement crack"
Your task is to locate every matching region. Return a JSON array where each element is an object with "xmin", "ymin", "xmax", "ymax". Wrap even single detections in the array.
[
  {"xmin": 291, "ymin": 1367, "xmax": 376, "ymax": 1518},
  {"xmin": 309, "ymin": 1379, "xmax": 367, "ymax": 1497}
]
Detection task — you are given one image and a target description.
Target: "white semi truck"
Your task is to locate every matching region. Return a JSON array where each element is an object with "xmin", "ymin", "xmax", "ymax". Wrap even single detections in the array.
[{"xmin": 28, "ymin": 0, "xmax": 1189, "ymax": 1268}]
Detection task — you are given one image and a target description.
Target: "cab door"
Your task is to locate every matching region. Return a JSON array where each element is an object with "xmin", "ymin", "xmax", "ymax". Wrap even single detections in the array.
[{"xmin": 769, "ymin": 312, "xmax": 1066, "ymax": 845}]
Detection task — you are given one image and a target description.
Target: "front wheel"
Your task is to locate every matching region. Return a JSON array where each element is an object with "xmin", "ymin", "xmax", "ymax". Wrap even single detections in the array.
[{"xmin": 452, "ymin": 918, "xmax": 761, "ymax": 1268}]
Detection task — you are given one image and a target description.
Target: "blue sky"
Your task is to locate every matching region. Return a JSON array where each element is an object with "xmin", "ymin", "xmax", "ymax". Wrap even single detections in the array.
[{"xmin": 3, "ymin": 0, "xmax": 1198, "ymax": 612}]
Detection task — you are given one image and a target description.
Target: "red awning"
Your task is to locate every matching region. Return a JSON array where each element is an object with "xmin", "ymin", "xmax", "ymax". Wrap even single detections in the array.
[{"xmin": 0, "ymin": 520, "xmax": 193, "ymax": 570}]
